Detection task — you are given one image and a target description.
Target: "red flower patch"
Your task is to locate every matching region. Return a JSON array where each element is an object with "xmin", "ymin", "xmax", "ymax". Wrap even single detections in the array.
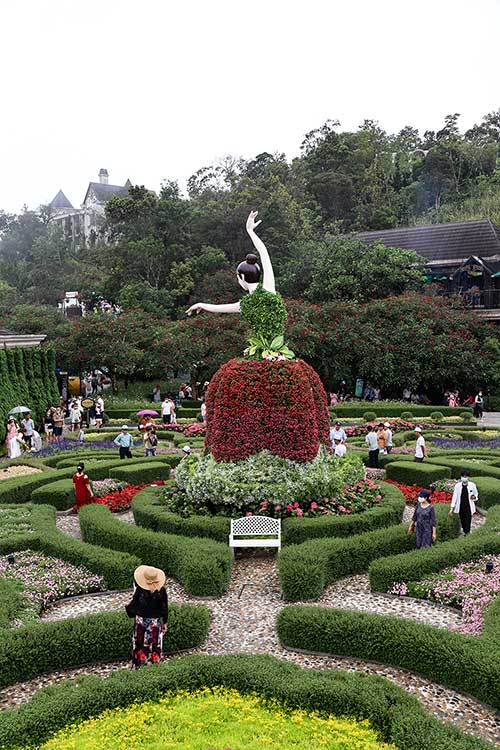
[
  {"xmin": 205, "ymin": 358, "xmax": 330, "ymax": 463},
  {"xmin": 93, "ymin": 481, "xmax": 165, "ymax": 513}
]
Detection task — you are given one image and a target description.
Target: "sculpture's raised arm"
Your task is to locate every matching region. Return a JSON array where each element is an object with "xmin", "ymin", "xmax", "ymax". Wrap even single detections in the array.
[
  {"xmin": 186, "ymin": 210, "xmax": 276, "ymax": 317},
  {"xmin": 246, "ymin": 210, "xmax": 276, "ymax": 294}
]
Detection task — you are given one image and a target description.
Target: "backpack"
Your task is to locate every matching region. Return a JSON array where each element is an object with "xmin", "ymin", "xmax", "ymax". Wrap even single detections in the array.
[{"xmin": 149, "ymin": 433, "xmax": 158, "ymax": 447}]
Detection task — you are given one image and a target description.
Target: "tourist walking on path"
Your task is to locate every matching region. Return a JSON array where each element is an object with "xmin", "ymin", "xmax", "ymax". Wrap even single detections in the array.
[
  {"xmin": 330, "ymin": 420, "xmax": 346, "ymax": 444},
  {"xmin": 161, "ymin": 397, "xmax": 172, "ymax": 424},
  {"xmin": 474, "ymin": 391, "xmax": 484, "ymax": 420},
  {"xmin": 449, "ymin": 470, "xmax": 478, "ymax": 535},
  {"xmin": 414, "ymin": 427, "xmax": 427, "ymax": 462},
  {"xmin": 376, "ymin": 423, "xmax": 387, "ymax": 454},
  {"xmin": 144, "ymin": 425, "xmax": 158, "ymax": 457},
  {"xmin": 43, "ymin": 407, "xmax": 54, "ymax": 445},
  {"xmin": 20, "ymin": 412, "xmax": 34, "ymax": 448},
  {"xmin": 114, "ymin": 425, "xmax": 133, "ymax": 459},
  {"xmin": 72, "ymin": 462, "xmax": 94, "ymax": 511},
  {"xmin": 201, "ymin": 400, "xmax": 207, "ymax": 423},
  {"xmin": 95, "ymin": 402, "xmax": 103, "ymax": 430},
  {"xmin": 125, "ymin": 565, "xmax": 168, "ymax": 668},
  {"xmin": 52, "ymin": 401, "xmax": 65, "ymax": 440},
  {"xmin": 384, "ymin": 422, "xmax": 393, "ymax": 453},
  {"xmin": 408, "ymin": 490, "xmax": 436, "ymax": 548},
  {"xmin": 365, "ymin": 425, "xmax": 379, "ymax": 468},
  {"xmin": 69, "ymin": 400, "xmax": 81, "ymax": 432},
  {"xmin": 152, "ymin": 384, "xmax": 161, "ymax": 403}
]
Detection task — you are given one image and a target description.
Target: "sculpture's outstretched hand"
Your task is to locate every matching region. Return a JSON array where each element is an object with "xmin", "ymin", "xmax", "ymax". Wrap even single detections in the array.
[
  {"xmin": 186, "ymin": 303, "xmax": 205, "ymax": 316},
  {"xmin": 246, "ymin": 210, "xmax": 262, "ymax": 234}
]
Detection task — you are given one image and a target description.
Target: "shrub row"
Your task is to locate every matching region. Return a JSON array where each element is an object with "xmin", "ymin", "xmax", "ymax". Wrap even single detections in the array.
[
  {"xmin": 0, "ymin": 604, "xmax": 210, "ymax": 691},
  {"xmin": 329, "ymin": 403, "xmax": 472, "ymax": 418},
  {"xmin": 2, "ymin": 456, "xmax": 182, "ymax": 508},
  {"xmin": 79, "ymin": 504, "xmax": 232, "ymax": 597},
  {"xmin": 385, "ymin": 460, "xmax": 451, "ymax": 486},
  {"xmin": 0, "ymin": 653, "xmax": 490, "ymax": 750},
  {"xmin": 277, "ymin": 605, "xmax": 500, "ymax": 718},
  {"xmin": 278, "ymin": 499, "xmax": 458, "ymax": 600},
  {"xmin": 368, "ymin": 506, "xmax": 500, "ymax": 592},
  {"xmin": 132, "ymin": 482, "xmax": 407, "ymax": 547},
  {"xmin": 427, "ymin": 457, "xmax": 500, "ymax": 480},
  {"xmin": 31, "ymin": 505, "xmax": 139, "ymax": 589}
]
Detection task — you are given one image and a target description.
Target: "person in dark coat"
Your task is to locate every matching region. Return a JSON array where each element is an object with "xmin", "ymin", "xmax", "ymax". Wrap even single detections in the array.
[
  {"xmin": 408, "ymin": 490, "xmax": 436, "ymax": 548},
  {"xmin": 125, "ymin": 565, "xmax": 168, "ymax": 668}
]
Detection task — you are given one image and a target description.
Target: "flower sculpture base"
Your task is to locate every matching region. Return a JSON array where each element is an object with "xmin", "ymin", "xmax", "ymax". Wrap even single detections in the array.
[{"xmin": 205, "ymin": 358, "xmax": 330, "ymax": 463}]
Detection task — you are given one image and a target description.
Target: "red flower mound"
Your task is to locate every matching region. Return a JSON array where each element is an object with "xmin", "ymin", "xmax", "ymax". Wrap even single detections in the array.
[
  {"xmin": 205, "ymin": 358, "xmax": 330, "ymax": 463},
  {"xmin": 93, "ymin": 481, "xmax": 165, "ymax": 513}
]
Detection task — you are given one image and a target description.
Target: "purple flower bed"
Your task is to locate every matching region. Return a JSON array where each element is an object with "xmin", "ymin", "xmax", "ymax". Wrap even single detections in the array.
[
  {"xmin": 37, "ymin": 438, "xmax": 141, "ymax": 457},
  {"xmin": 389, "ymin": 555, "xmax": 500, "ymax": 635},
  {"xmin": 432, "ymin": 437, "xmax": 500, "ymax": 450},
  {"xmin": 0, "ymin": 550, "xmax": 105, "ymax": 627}
]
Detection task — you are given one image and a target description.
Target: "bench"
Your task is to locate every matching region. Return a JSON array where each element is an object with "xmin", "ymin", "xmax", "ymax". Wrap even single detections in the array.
[{"xmin": 229, "ymin": 515, "xmax": 281, "ymax": 553}]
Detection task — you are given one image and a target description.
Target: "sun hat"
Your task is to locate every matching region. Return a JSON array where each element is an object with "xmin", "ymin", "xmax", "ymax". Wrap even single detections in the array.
[
  {"xmin": 182, "ymin": 444, "xmax": 191, "ymax": 454},
  {"xmin": 414, "ymin": 426, "xmax": 422, "ymax": 433},
  {"xmin": 134, "ymin": 565, "xmax": 166, "ymax": 591},
  {"xmin": 334, "ymin": 420, "xmax": 341, "ymax": 425},
  {"xmin": 384, "ymin": 422, "xmax": 390, "ymax": 427},
  {"xmin": 121, "ymin": 424, "xmax": 129, "ymax": 430}
]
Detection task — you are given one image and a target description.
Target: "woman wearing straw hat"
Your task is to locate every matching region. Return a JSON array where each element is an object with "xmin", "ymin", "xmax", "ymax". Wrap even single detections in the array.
[{"xmin": 125, "ymin": 565, "xmax": 168, "ymax": 668}]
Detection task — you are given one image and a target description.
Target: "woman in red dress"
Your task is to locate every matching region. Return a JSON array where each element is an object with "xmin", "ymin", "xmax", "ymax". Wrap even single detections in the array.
[{"xmin": 72, "ymin": 463, "xmax": 94, "ymax": 511}]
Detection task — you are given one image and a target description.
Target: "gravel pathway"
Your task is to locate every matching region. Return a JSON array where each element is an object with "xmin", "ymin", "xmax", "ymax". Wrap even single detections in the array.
[{"xmin": 11, "ymin": 505, "xmax": 491, "ymax": 746}]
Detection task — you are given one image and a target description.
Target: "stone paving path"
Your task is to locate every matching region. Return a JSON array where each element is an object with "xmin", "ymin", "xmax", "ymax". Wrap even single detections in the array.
[{"xmin": 2, "ymin": 506, "xmax": 494, "ymax": 745}]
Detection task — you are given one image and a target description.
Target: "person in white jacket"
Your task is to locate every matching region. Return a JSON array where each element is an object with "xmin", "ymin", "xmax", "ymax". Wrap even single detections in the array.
[{"xmin": 448, "ymin": 469, "xmax": 478, "ymax": 535}]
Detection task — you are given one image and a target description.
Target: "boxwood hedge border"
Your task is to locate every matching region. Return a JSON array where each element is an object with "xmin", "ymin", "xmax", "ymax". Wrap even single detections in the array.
[{"xmin": 0, "ymin": 654, "xmax": 491, "ymax": 750}]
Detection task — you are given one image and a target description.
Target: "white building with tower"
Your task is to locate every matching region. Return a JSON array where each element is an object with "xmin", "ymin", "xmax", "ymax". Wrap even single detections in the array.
[{"xmin": 48, "ymin": 169, "xmax": 132, "ymax": 248}]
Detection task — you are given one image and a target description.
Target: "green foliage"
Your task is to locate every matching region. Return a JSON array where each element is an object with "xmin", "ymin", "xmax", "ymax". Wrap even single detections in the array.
[
  {"xmin": 385, "ymin": 461, "xmax": 451, "ymax": 486},
  {"xmin": 278, "ymin": 500, "xmax": 456, "ymax": 601},
  {"xmin": 240, "ymin": 285, "xmax": 287, "ymax": 340},
  {"xmin": 0, "ymin": 654, "xmax": 486, "ymax": 750},
  {"xmin": 0, "ymin": 604, "xmax": 209, "ymax": 689},
  {"xmin": 31, "ymin": 478, "xmax": 75, "ymax": 510},
  {"xmin": 472, "ymin": 477, "xmax": 500, "ymax": 509},
  {"xmin": 363, "ymin": 410, "xmax": 377, "ymax": 422},
  {"xmin": 400, "ymin": 410, "xmax": 414, "ymax": 419},
  {"xmin": 79, "ymin": 503, "xmax": 232, "ymax": 596},
  {"xmin": 277, "ymin": 604, "xmax": 500, "ymax": 718},
  {"xmin": 174, "ymin": 449, "xmax": 364, "ymax": 516},
  {"xmin": 0, "ymin": 578, "xmax": 25, "ymax": 629},
  {"xmin": 430, "ymin": 411, "xmax": 444, "ymax": 421},
  {"xmin": 460, "ymin": 410, "xmax": 474, "ymax": 422}
]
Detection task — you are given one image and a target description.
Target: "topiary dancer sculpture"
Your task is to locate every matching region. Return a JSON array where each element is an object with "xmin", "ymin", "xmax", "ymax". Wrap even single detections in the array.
[{"xmin": 187, "ymin": 211, "xmax": 330, "ymax": 463}]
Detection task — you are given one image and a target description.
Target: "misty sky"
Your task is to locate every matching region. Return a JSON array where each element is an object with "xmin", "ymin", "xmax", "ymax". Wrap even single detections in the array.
[{"xmin": 1, "ymin": 0, "xmax": 499, "ymax": 213}]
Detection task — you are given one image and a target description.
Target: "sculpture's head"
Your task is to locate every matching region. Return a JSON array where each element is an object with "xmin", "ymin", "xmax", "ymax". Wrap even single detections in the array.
[{"xmin": 236, "ymin": 253, "xmax": 261, "ymax": 292}]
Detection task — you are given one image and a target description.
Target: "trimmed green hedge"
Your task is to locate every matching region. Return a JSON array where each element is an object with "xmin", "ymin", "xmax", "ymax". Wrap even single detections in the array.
[
  {"xmin": 277, "ymin": 604, "xmax": 500, "ymax": 718},
  {"xmin": 385, "ymin": 460, "xmax": 451, "ymax": 486},
  {"xmin": 110, "ymin": 461, "xmax": 172, "ymax": 484},
  {"xmin": 0, "ymin": 654, "xmax": 491, "ymax": 750},
  {"xmin": 329, "ymin": 402, "xmax": 472, "ymax": 418},
  {"xmin": 31, "ymin": 505, "xmax": 139, "ymax": 589},
  {"xmin": 368, "ymin": 506, "xmax": 500, "ymax": 593},
  {"xmin": 427, "ymin": 457, "xmax": 500, "ymax": 480},
  {"xmin": 79, "ymin": 504, "xmax": 232, "ymax": 597},
  {"xmin": 278, "ymin": 501, "xmax": 458, "ymax": 600},
  {"xmin": 31, "ymin": 478, "xmax": 75, "ymax": 510},
  {"xmin": 0, "ymin": 604, "xmax": 210, "ymax": 690},
  {"xmin": 132, "ymin": 482, "xmax": 406, "ymax": 547},
  {"xmin": 0, "ymin": 578, "xmax": 26, "ymax": 629},
  {"xmin": 473, "ymin": 476, "xmax": 500, "ymax": 510}
]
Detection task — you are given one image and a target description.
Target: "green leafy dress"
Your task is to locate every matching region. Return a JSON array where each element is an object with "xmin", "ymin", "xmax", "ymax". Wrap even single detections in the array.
[{"xmin": 239, "ymin": 285, "xmax": 294, "ymax": 360}]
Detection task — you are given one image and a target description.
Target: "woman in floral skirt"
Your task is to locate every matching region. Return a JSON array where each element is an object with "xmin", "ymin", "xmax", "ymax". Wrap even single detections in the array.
[{"xmin": 125, "ymin": 565, "xmax": 168, "ymax": 668}]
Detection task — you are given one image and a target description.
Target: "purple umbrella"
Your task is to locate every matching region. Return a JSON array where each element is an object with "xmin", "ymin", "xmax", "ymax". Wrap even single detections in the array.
[{"xmin": 136, "ymin": 409, "xmax": 159, "ymax": 417}]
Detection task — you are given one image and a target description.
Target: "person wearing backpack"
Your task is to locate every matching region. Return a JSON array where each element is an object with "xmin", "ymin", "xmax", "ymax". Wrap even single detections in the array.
[{"xmin": 144, "ymin": 424, "xmax": 158, "ymax": 457}]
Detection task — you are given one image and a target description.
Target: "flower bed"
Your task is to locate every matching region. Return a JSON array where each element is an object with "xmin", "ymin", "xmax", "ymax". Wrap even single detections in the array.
[
  {"xmin": 389, "ymin": 555, "xmax": 500, "ymax": 636},
  {"xmin": 345, "ymin": 419, "xmax": 434, "ymax": 438},
  {"xmin": 385, "ymin": 480, "xmax": 452, "ymax": 504},
  {"xmin": 0, "ymin": 550, "xmax": 104, "ymax": 626},
  {"xmin": 432, "ymin": 436, "xmax": 500, "ymax": 450},
  {"xmin": 0, "ymin": 507, "xmax": 34, "ymax": 539},
  {"xmin": 38, "ymin": 686, "xmax": 391, "ymax": 750},
  {"xmin": 172, "ymin": 448, "xmax": 364, "ymax": 517},
  {"xmin": 255, "ymin": 478, "xmax": 383, "ymax": 519},
  {"xmin": 93, "ymin": 481, "xmax": 165, "ymax": 513}
]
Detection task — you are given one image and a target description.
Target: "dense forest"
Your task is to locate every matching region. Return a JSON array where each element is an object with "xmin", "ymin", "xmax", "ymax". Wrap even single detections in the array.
[{"xmin": 2, "ymin": 110, "xmax": 500, "ymax": 394}]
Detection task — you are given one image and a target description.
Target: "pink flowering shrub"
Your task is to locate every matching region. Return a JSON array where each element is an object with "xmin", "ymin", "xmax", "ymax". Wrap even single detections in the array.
[
  {"xmin": 258, "ymin": 478, "xmax": 383, "ymax": 519},
  {"xmin": 389, "ymin": 555, "xmax": 500, "ymax": 635}
]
